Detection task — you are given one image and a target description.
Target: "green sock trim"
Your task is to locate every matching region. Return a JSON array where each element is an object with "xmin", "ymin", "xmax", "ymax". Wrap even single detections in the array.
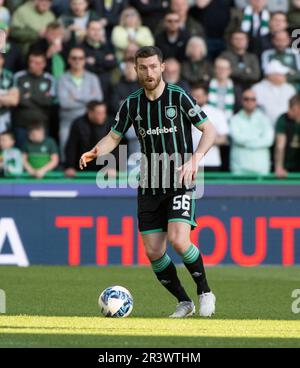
[
  {"xmin": 151, "ymin": 253, "xmax": 172, "ymax": 273},
  {"xmin": 182, "ymin": 244, "xmax": 200, "ymax": 264}
]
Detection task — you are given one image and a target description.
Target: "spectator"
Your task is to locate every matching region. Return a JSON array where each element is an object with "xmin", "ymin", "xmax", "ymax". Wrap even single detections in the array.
[
  {"xmin": 13, "ymin": 50, "xmax": 56, "ymax": 148},
  {"xmin": 288, "ymin": 0, "xmax": 300, "ymax": 32},
  {"xmin": 81, "ymin": 20, "xmax": 117, "ymax": 100},
  {"xmin": 221, "ymin": 31, "xmax": 260, "ymax": 90},
  {"xmin": 0, "ymin": 130, "xmax": 23, "ymax": 176},
  {"xmin": 208, "ymin": 57, "xmax": 241, "ymax": 122},
  {"xmin": 255, "ymin": 12, "xmax": 290, "ymax": 53},
  {"xmin": 181, "ymin": 36, "xmax": 213, "ymax": 86},
  {"xmin": 275, "ymin": 94, "xmax": 300, "ymax": 177},
  {"xmin": 60, "ymin": 0, "xmax": 100, "ymax": 44},
  {"xmin": 169, "ymin": 0, "xmax": 204, "ymax": 38},
  {"xmin": 131, "ymin": 0, "xmax": 170, "ymax": 33},
  {"xmin": 189, "ymin": 0, "xmax": 231, "ymax": 60},
  {"xmin": 57, "ymin": 47, "xmax": 103, "ymax": 160},
  {"xmin": 111, "ymin": 7, "xmax": 154, "ymax": 62},
  {"xmin": 191, "ymin": 85, "xmax": 229, "ymax": 172},
  {"xmin": 0, "ymin": 24, "xmax": 24, "ymax": 73},
  {"xmin": 90, "ymin": 0, "xmax": 128, "ymax": 38},
  {"xmin": 163, "ymin": 58, "xmax": 190, "ymax": 91},
  {"xmin": 261, "ymin": 30, "xmax": 300, "ymax": 89},
  {"xmin": 155, "ymin": 11, "xmax": 190, "ymax": 62},
  {"xmin": 0, "ymin": 0, "xmax": 11, "ymax": 29},
  {"xmin": 30, "ymin": 21, "xmax": 67, "ymax": 79},
  {"xmin": 230, "ymin": 89, "xmax": 274, "ymax": 175},
  {"xmin": 0, "ymin": 53, "xmax": 19, "ymax": 133},
  {"xmin": 252, "ymin": 60, "xmax": 297, "ymax": 126},
  {"xmin": 269, "ymin": 11, "xmax": 288, "ymax": 33},
  {"xmin": 22, "ymin": 121, "xmax": 59, "ymax": 178},
  {"xmin": 11, "ymin": 0, "xmax": 56, "ymax": 55},
  {"xmin": 240, "ymin": 0, "xmax": 270, "ymax": 57},
  {"xmin": 111, "ymin": 60, "xmax": 139, "ymax": 114},
  {"xmin": 51, "ymin": 0, "xmax": 69, "ymax": 17},
  {"xmin": 5, "ymin": 1, "xmax": 26, "ymax": 13},
  {"xmin": 64, "ymin": 100, "xmax": 117, "ymax": 176},
  {"xmin": 122, "ymin": 42, "xmax": 139, "ymax": 63}
]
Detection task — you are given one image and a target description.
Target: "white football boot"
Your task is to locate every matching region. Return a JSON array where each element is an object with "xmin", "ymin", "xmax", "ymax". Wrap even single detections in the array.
[
  {"xmin": 169, "ymin": 301, "xmax": 195, "ymax": 318},
  {"xmin": 199, "ymin": 292, "xmax": 216, "ymax": 317}
]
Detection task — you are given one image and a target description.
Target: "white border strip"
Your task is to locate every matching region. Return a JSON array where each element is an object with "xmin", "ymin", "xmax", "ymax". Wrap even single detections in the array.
[{"xmin": 29, "ymin": 191, "xmax": 79, "ymax": 198}]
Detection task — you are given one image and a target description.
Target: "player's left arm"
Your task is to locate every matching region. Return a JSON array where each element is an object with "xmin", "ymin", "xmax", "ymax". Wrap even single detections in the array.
[{"xmin": 178, "ymin": 119, "xmax": 216, "ymax": 186}]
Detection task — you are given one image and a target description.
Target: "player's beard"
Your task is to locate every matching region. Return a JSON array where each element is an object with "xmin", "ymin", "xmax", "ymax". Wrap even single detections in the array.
[{"xmin": 138, "ymin": 74, "xmax": 162, "ymax": 92}]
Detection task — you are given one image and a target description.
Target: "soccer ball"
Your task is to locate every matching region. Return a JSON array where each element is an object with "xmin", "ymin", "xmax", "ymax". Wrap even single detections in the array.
[{"xmin": 98, "ymin": 286, "xmax": 133, "ymax": 318}]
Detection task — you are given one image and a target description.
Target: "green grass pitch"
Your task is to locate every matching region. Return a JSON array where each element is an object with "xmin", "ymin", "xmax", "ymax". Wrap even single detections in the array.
[{"xmin": 0, "ymin": 266, "xmax": 300, "ymax": 348}]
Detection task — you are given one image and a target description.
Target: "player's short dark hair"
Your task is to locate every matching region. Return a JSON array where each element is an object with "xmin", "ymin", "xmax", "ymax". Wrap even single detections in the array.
[
  {"xmin": 289, "ymin": 94, "xmax": 300, "ymax": 108},
  {"xmin": 28, "ymin": 121, "xmax": 46, "ymax": 132},
  {"xmin": 135, "ymin": 46, "xmax": 163, "ymax": 64},
  {"xmin": 87, "ymin": 100, "xmax": 106, "ymax": 111}
]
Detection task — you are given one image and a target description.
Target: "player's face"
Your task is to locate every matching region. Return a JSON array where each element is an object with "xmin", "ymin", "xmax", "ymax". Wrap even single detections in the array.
[{"xmin": 135, "ymin": 55, "xmax": 165, "ymax": 91}]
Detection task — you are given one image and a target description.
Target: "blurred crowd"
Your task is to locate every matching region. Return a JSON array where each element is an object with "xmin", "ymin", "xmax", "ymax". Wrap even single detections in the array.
[{"xmin": 0, "ymin": 0, "xmax": 299, "ymax": 179}]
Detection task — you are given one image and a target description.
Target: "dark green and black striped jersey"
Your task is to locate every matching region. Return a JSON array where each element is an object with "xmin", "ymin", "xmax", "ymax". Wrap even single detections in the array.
[{"xmin": 111, "ymin": 83, "xmax": 208, "ymax": 194}]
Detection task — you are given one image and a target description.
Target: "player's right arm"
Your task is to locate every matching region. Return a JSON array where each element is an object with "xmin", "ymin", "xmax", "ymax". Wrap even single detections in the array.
[
  {"xmin": 80, "ymin": 98, "xmax": 133, "ymax": 170},
  {"xmin": 79, "ymin": 130, "xmax": 122, "ymax": 170}
]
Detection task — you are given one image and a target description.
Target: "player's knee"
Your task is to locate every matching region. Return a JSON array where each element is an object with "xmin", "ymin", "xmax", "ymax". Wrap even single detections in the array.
[
  {"xmin": 168, "ymin": 232, "xmax": 188, "ymax": 252},
  {"xmin": 145, "ymin": 248, "xmax": 165, "ymax": 262}
]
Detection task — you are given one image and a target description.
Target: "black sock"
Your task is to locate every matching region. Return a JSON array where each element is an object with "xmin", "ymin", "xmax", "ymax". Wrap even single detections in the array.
[
  {"xmin": 182, "ymin": 244, "xmax": 211, "ymax": 295},
  {"xmin": 152, "ymin": 256, "xmax": 191, "ymax": 302}
]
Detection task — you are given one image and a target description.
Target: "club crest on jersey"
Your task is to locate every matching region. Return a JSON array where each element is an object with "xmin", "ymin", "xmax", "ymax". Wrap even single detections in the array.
[{"xmin": 165, "ymin": 106, "xmax": 177, "ymax": 120}]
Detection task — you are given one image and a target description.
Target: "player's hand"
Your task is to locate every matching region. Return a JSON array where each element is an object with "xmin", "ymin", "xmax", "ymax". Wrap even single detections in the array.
[
  {"xmin": 177, "ymin": 157, "xmax": 197, "ymax": 188},
  {"xmin": 177, "ymin": 153, "xmax": 204, "ymax": 188},
  {"xmin": 79, "ymin": 147, "xmax": 99, "ymax": 170}
]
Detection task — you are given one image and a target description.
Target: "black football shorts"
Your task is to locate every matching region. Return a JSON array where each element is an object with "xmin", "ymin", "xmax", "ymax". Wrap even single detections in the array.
[{"xmin": 138, "ymin": 189, "xmax": 197, "ymax": 234}]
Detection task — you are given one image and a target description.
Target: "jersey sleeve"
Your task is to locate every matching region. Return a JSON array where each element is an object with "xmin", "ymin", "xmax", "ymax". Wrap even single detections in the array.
[
  {"xmin": 180, "ymin": 92, "xmax": 208, "ymax": 127},
  {"xmin": 111, "ymin": 99, "xmax": 133, "ymax": 137}
]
